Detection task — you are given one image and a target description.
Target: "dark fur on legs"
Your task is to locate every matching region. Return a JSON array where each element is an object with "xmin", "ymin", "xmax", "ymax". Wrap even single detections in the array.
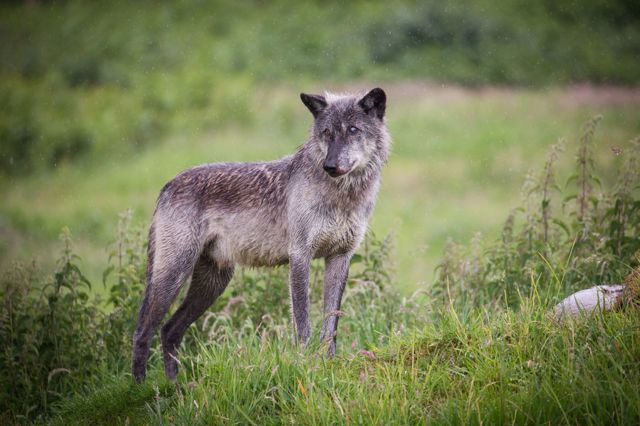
[
  {"xmin": 160, "ymin": 254, "xmax": 233, "ymax": 380},
  {"xmin": 320, "ymin": 253, "xmax": 350, "ymax": 356},
  {"xmin": 132, "ymin": 266, "xmax": 189, "ymax": 383},
  {"xmin": 132, "ymin": 222, "xmax": 200, "ymax": 383}
]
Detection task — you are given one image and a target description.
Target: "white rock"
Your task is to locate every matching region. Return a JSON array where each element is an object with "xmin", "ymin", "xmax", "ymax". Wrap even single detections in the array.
[{"xmin": 554, "ymin": 285, "xmax": 625, "ymax": 319}]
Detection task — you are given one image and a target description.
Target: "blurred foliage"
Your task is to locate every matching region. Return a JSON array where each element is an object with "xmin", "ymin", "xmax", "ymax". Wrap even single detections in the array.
[
  {"xmin": 0, "ymin": 0, "xmax": 639, "ymax": 174},
  {"xmin": 433, "ymin": 118, "xmax": 640, "ymax": 312}
]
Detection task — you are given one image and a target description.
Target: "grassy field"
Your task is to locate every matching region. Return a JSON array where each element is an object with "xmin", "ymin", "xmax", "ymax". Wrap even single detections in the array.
[
  {"xmin": 2, "ymin": 84, "xmax": 639, "ymax": 291},
  {"xmin": 4, "ymin": 213, "xmax": 640, "ymax": 423},
  {"xmin": 49, "ymin": 290, "xmax": 640, "ymax": 425}
]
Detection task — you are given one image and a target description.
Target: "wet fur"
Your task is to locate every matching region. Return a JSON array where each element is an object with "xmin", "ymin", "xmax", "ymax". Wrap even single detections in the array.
[{"xmin": 132, "ymin": 88, "xmax": 390, "ymax": 382}]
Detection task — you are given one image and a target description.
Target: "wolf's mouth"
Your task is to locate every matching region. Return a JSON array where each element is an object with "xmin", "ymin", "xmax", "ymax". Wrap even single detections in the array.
[{"xmin": 324, "ymin": 161, "xmax": 355, "ymax": 178}]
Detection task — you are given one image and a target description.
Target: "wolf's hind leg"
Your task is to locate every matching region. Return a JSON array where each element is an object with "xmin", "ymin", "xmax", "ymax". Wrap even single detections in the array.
[
  {"xmin": 161, "ymin": 252, "xmax": 233, "ymax": 381},
  {"xmin": 132, "ymin": 224, "xmax": 200, "ymax": 383}
]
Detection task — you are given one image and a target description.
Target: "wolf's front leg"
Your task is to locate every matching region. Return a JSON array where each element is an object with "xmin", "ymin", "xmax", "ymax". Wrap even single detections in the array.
[
  {"xmin": 289, "ymin": 251, "xmax": 311, "ymax": 344},
  {"xmin": 320, "ymin": 252, "xmax": 351, "ymax": 356}
]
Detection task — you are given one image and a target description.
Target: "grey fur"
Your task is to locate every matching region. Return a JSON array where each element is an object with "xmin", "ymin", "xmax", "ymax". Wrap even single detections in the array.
[{"xmin": 132, "ymin": 88, "xmax": 390, "ymax": 382}]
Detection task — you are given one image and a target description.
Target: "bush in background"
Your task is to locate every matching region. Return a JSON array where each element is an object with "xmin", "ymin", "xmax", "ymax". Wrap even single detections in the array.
[{"xmin": 1, "ymin": 0, "xmax": 639, "ymax": 175}]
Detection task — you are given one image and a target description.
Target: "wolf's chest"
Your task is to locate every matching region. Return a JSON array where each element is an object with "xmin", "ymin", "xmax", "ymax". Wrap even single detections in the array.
[{"xmin": 310, "ymin": 207, "xmax": 366, "ymax": 258}]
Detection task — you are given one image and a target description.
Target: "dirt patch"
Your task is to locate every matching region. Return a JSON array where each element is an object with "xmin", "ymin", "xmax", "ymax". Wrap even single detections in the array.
[
  {"xmin": 330, "ymin": 80, "xmax": 640, "ymax": 107},
  {"xmin": 554, "ymin": 84, "xmax": 640, "ymax": 108}
]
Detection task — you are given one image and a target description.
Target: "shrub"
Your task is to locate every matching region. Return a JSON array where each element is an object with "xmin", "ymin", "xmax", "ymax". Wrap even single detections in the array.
[
  {"xmin": 433, "ymin": 118, "xmax": 640, "ymax": 311},
  {"xmin": 0, "ymin": 213, "xmax": 413, "ymax": 422},
  {"xmin": 0, "ymin": 229, "xmax": 105, "ymax": 422},
  {"xmin": 0, "ymin": 212, "xmax": 147, "ymax": 422}
]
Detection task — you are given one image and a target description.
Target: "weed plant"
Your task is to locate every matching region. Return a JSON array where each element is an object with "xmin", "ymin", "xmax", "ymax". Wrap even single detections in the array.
[{"xmin": 435, "ymin": 118, "xmax": 640, "ymax": 312}]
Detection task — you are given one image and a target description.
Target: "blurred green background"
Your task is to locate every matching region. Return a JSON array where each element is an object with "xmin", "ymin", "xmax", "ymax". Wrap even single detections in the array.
[{"xmin": 1, "ymin": 0, "xmax": 639, "ymax": 291}]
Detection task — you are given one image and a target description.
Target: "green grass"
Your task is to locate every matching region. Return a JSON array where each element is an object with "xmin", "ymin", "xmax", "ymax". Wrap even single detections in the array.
[
  {"xmin": 52, "ymin": 296, "xmax": 640, "ymax": 425},
  {"xmin": 5, "ymin": 220, "xmax": 639, "ymax": 424},
  {"xmin": 2, "ymin": 85, "xmax": 639, "ymax": 291}
]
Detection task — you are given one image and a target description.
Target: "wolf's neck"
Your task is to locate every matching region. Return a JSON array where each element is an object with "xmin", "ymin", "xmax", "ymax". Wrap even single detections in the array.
[{"xmin": 295, "ymin": 152, "xmax": 381, "ymax": 207}]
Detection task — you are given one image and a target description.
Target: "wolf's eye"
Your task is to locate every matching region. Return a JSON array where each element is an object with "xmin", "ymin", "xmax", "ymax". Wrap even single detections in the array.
[
  {"xmin": 348, "ymin": 126, "xmax": 359, "ymax": 134},
  {"xmin": 322, "ymin": 128, "xmax": 331, "ymax": 137}
]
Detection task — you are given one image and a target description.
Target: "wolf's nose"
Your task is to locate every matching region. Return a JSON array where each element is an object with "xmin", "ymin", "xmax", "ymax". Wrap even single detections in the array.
[{"xmin": 323, "ymin": 164, "xmax": 338, "ymax": 175}]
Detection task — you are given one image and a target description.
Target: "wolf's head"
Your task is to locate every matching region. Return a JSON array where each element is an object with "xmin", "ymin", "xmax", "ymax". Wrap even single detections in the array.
[{"xmin": 300, "ymin": 88, "xmax": 389, "ymax": 178}]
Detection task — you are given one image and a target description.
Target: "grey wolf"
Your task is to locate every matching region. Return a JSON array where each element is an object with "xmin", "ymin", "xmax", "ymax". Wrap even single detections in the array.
[{"xmin": 132, "ymin": 88, "xmax": 390, "ymax": 382}]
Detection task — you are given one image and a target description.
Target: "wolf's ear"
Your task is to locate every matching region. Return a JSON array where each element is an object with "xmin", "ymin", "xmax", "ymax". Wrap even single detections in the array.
[
  {"xmin": 300, "ymin": 93, "xmax": 327, "ymax": 118},
  {"xmin": 358, "ymin": 88, "xmax": 386, "ymax": 120}
]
